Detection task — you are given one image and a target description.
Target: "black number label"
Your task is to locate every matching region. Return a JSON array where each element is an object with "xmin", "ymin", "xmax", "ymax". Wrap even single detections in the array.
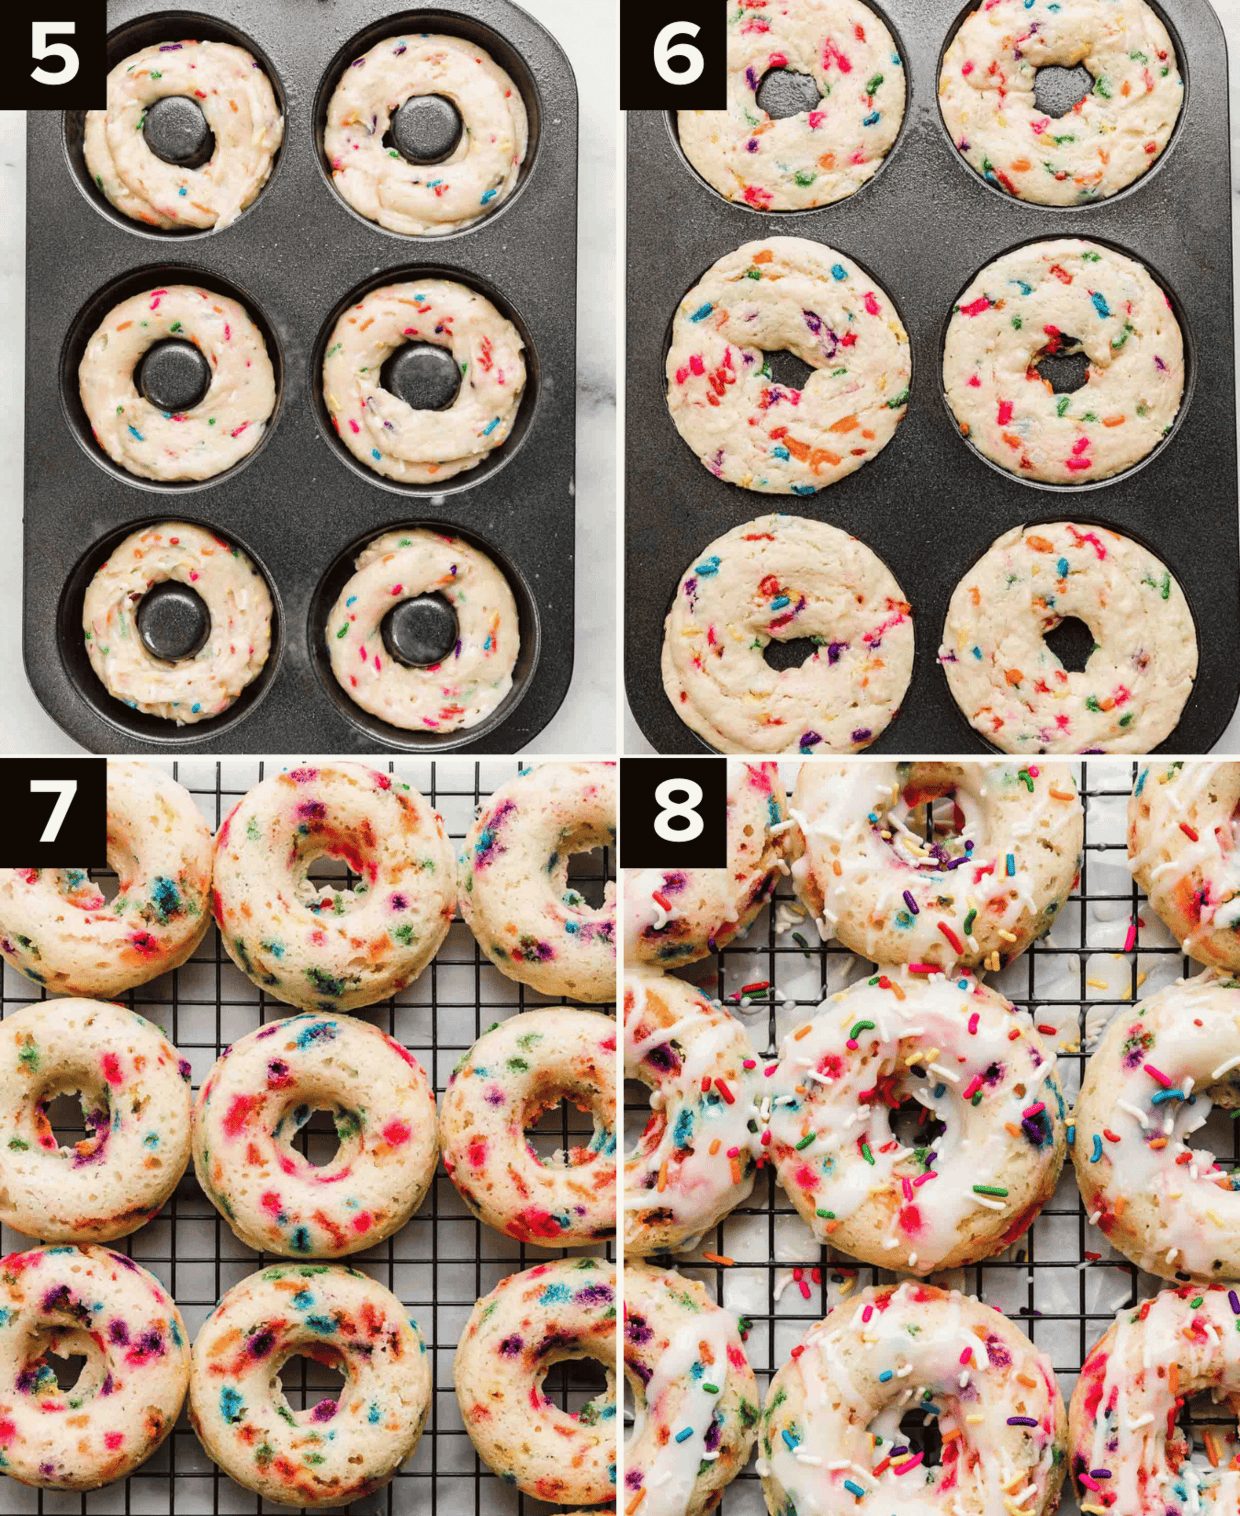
[
  {"xmin": 0, "ymin": 760, "xmax": 107, "ymax": 866},
  {"xmin": 13, "ymin": 6, "xmax": 106, "ymax": 109},
  {"xmin": 620, "ymin": 758, "xmax": 727, "ymax": 869},
  {"xmin": 620, "ymin": 1, "xmax": 726, "ymax": 112},
  {"xmin": 32, "ymin": 21, "xmax": 80, "ymax": 85}
]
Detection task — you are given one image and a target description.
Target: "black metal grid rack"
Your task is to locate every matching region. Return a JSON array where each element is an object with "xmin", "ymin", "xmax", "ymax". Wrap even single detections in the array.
[{"xmin": 0, "ymin": 757, "xmax": 616, "ymax": 1516}]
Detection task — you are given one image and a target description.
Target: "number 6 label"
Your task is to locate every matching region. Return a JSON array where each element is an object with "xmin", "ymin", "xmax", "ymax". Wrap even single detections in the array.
[
  {"xmin": 620, "ymin": 759, "xmax": 726, "ymax": 869},
  {"xmin": 621, "ymin": 2, "xmax": 725, "ymax": 112},
  {"xmin": 0, "ymin": 760, "xmax": 107, "ymax": 866}
]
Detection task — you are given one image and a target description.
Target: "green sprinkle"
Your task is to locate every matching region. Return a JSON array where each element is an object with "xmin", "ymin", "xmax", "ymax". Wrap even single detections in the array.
[
  {"xmin": 795, "ymin": 1132, "xmax": 815, "ymax": 1151},
  {"xmin": 973, "ymin": 1184, "xmax": 1009, "ymax": 1197}
]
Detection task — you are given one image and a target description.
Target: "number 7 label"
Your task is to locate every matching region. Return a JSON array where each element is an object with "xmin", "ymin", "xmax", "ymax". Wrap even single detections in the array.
[{"xmin": 0, "ymin": 760, "xmax": 107, "ymax": 865}]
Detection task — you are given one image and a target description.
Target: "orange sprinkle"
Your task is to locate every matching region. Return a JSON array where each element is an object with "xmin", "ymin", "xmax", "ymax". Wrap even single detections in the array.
[
  {"xmin": 657, "ymin": 1161, "xmax": 668, "ymax": 1193},
  {"xmin": 628, "ymin": 1491, "xmax": 648, "ymax": 1514},
  {"xmin": 794, "ymin": 1024, "xmax": 813, "ymax": 1040},
  {"xmin": 701, "ymin": 1253, "xmax": 735, "ymax": 1267},
  {"xmin": 709, "ymin": 1138, "xmax": 721, "ymax": 1156}
]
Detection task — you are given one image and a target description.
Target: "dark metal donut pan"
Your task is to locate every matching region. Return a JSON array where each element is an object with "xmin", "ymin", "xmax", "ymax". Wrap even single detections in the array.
[
  {"xmin": 624, "ymin": 0, "xmax": 1236, "ymax": 754},
  {"xmin": 24, "ymin": 0, "xmax": 578, "ymax": 754}
]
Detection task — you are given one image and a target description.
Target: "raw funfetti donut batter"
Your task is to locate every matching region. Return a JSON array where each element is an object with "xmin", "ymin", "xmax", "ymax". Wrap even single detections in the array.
[
  {"xmin": 189, "ymin": 1264, "xmax": 430, "ymax": 1507},
  {"xmin": 78, "ymin": 285, "xmax": 277, "ymax": 482},
  {"xmin": 662, "ymin": 514, "xmax": 914, "ymax": 754},
  {"xmin": 326, "ymin": 528, "xmax": 518, "ymax": 732},
  {"xmin": 665, "ymin": 237, "xmax": 910, "ymax": 494},
  {"xmin": 324, "ymin": 33, "xmax": 527, "ymax": 235},
  {"xmin": 193, "ymin": 1013, "xmax": 438, "ymax": 1258},
  {"xmin": 322, "ymin": 279, "xmax": 525, "ymax": 484},
  {"xmin": 940, "ymin": 521, "xmax": 1197, "ymax": 754},
  {"xmin": 943, "ymin": 238, "xmax": 1184, "ymax": 483},
  {"xmin": 939, "ymin": 0, "xmax": 1183, "ymax": 206},
  {"xmin": 84, "ymin": 39, "xmax": 284, "ymax": 230},
  {"xmin": 678, "ymin": 0, "xmax": 905, "ymax": 211},
  {"xmin": 83, "ymin": 523, "xmax": 273, "ymax": 724},
  {"xmin": 0, "ymin": 1245, "xmax": 189, "ymax": 1489}
]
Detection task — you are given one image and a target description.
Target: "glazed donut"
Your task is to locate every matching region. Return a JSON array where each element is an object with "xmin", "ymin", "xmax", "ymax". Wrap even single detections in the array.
[
  {"xmin": 662, "ymin": 514, "xmax": 915, "ymax": 754},
  {"xmin": 678, "ymin": 0, "xmax": 905, "ymax": 212},
  {"xmin": 189, "ymin": 1263, "xmax": 429, "ymax": 1507},
  {"xmin": 324, "ymin": 33, "xmax": 527, "ymax": 236},
  {"xmin": 943, "ymin": 238, "xmax": 1184, "ymax": 484},
  {"xmin": 1128, "ymin": 762, "xmax": 1240, "ymax": 968},
  {"xmin": 322, "ymin": 279, "xmax": 526, "ymax": 484},
  {"xmin": 625, "ymin": 761, "xmax": 788, "ymax": 967},
  {"xmin": 665, "ymin": 237, "xmax": 910, "ymax": 494},
  {"xmin": 325, "ymin": 527, "xmax": 519, "ymax": 732},
  {"xmin": 212, "ymin": 763, "xmax": 456, "ymax": 1012},
  {"xmin": 83, "ymin": 522, "xmax": 274, "ymax": 724},
  {"xmin": 454, "ymin": 1256, "xmax": 617, "ymax": 1506},
  {"xmin": 193, "ymin": 1012, "xmax": 437, "ymax": 1258},
  {"xmin": 0, "ymin": 1244, "xmax": 189, "ymax": 1489},
  {"xmin": 78, "ymin": 285, "xmax": 277, "ymax": 482},
  {"xmin": 84, "ymin": 39, "xmax": 284, "ymax": 231},
  {"xmin": 766, "ymin": 968, "xmax": 1067, "ymax": 1274},
  {"xmin": 788, "ymin": 760, "xmax": 1084, "ymax": 971},
  {"xmin": 761, "ymin": 1283, "xmax": 1067, "ymax": 1516},
  {"xmin": 459, "ymin": 762, "xmax": 616, "ymax": 1001},
  {"xmin": 440, "ymin": 1008, "xmax": 616, "ymax": 1245},
  {"xmin": 0, "ymin": 760, "xmax": 212, "ymax": 996},
  {"xmin": 940, "ymin": 522, "xmax": 1197, "ymax": 755},
  {"xmin": 625, "ymin": 971, "xmax": 764, "ymax": 1255},
  {"xmin": 939, "ymin": 0, "xmax": 1183, "ymax": 207}
]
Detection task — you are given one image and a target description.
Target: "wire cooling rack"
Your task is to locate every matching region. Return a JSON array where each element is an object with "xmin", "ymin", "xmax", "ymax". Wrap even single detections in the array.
[
  {"xmin": 0, "ymin": 757, "xmax": 616, "ymax": 1516},
  {"xmin": 627, "ymin": 757, "xmax": 1234, "ymax": 1516}
]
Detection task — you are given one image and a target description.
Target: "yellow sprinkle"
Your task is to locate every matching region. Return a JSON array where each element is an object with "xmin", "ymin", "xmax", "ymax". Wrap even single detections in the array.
[{"xmin": 1087, "ymin": 978, "xmax": 1109, "ymax": 990}]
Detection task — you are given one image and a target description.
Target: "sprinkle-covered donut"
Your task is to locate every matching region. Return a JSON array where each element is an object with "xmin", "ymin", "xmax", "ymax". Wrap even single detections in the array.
[
  {"xmin": 678, "ymin": 0, "xmax": 905, "ymax": 212},
  {"xmin": 324, "ymin": 33, "xmax": 527, "ymax": 236},
  {"xmin": 761, "ymin": 1283, "xmax": 1067, "ymax": 1516},
  {"xmin": 322, "ymin": 279, "xmax": 526, "ymax": 484},
  {"xmin": 940, "ymin": 522, "xmax": 1197, "ymax": 755},
  {"xmin": 767, "ymin": 968, "xmax": 1067, "ymax": 1274},
  {"xmin": 665, "ymin": 237, "xmax": 910, "ymax": 494},
  {"xmin": 441, "ymin": 1007, "xmax": 616, "ymax": 1245},
  {"xmin": 193, "ymin": 1012, "xmax": 437, "ymax": 1258},
  {"xmin": 78, "ymin": 285, "xmax": 277, "ymax": 482},
  {"xmin": 788, "ymin": 760, "xmax": 1083, "ymax": 972},
  {"xmin": 939, "ymin": 0, "xmax": 1183, "ymax": 206},
  {"xmin": 454, "ymin": 1256, "xmax": 617, "ymax": 1506},
  {"xmin": 83, "ymin": 523, "xmax": 274, "ymax": 724},
  {"xmin": 0, "ymin": 761, "xmax": 212, "ymax": 997},
  {"xmin": 0, "ymin": 1244, "xmax": 189, "ymax": 1489},
  {"xmin": 212, "ymin": 763, "xmax": 456, "ymax": 1012},
  {"xmin": 943, "ymin": 238, "xmax": 1184, "ymax": 484},
  {"xmin": 1128, "ymin": 762, "xmax": 1240, "ymax": 968},
  {"xmin": 189, "ymin": 1263, "xmax": 430, "ymax": 1507},
  {"xmin": 84, "ymin": 39, "xmax": 284, "ymax": 230},
  {"xmin": 625, "ymin": 971, "xmax": 764, "ymax": 1255},
  {"xmin": 459, "ymin": 762, "xmax": 616, "ymax": 1001},
  {"xmin": 662, "ymin": 514, "xmax": 915, "ymax": 754},
  {"xmin": 625, "ymin": 761, "xmax": 788, "ymax": 967},
  {"xmin": 325, "ymin": 528, "xmax": 519, "ymax": 732},
  {"xmin": 624, "ymin": 1260, "xmax": 759, "ymax": 1516}
]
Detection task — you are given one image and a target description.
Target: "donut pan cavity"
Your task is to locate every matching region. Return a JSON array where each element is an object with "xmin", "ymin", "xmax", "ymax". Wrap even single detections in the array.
[
  {"xmin": 27, "ymin": 0, "xmax": 578, "ymax": 754},
  {"xmin": 624, "ymin": 0, "xmax": 1237, "ymax": 755}
]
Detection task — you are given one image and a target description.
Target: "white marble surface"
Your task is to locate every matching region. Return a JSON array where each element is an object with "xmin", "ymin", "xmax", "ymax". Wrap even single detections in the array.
[{"xmin": 0, "ymin": 0, "xmax": 616, "ymax": 755}]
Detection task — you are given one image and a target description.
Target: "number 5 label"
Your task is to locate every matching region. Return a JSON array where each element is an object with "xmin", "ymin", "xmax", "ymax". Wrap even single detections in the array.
[
  {"xmin": 0, "ymin": 760, "xmax": 107, "ymax": 866},
  {"xmin": 621, "ymin": 1, "xmax": 725, "ymax": 111},
  {"xmin": 12, "ymin": 6, "xmax": 105, "ymax": 110},
  {"xmin": 620, "ymin": 759, "xmax": 727, "ymax": 869}
]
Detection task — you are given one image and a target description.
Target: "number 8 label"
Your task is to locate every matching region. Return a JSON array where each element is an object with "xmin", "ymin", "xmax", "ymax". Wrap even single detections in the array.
[{"xmin": 653, "ymin": 777, "xmax": 705, "ymax": 843}]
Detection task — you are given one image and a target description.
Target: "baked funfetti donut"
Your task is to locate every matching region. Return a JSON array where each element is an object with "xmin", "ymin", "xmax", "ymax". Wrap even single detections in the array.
[
  {"xmin": 624, "ymin": 1261, "xmax": 759, "ymax": 1516},
  {"xmin": 662, "ymin": 515, "xmax": 915, "ymax": 754},
  {"xmin": 189, "ymin": 1264, "xmax": 430, "ymax": 1507},
  {"xmin": 0, "ymin": 1245, "xmax": 189, "ymax": 1489},
  {"xmin": 940, "ymin": 0, "xmax": 1183, "ymax": 206},
  {"xmin": 666, "ymin": 238, "xmax": 910, "ymax": 494},
  {"xmin": 326, "ymin": 528, "xmax": 519, "ymax": 732},
  {"xmin": 211, "ymin": 763, "xmax": 455, "ymax": 1011},
  {"xmin": 78, "ymin": 286, "xmax": 277, "ymax": 482},
  {"xmin": 788, "ymin": 760, "xmax": 1083, "ymax": 971},
  {"xmin": 943, "ymin": 239, "xmax": 1184, "ymax": 484},
  {"xmin": 441, "ymin": 1008, "xmax": 616, "ymax": 1245},
  {"xmin": 324, "ymin": 33, "xmax": 527, "ymax": 235},
  {"xmin": 84, "ymin": 39, "xmax": 284, "ymax": 230},
  {"xmin": 626, "ymin": 760, "xmax": 787, "ymax": 967},
  {"xmin": 83, "ymin": 523, "xmax": 273, "ymax": 724},
  {"xmin": 762, "ymin": 1283, "xmax": 1067, "ymax": 1516},
  {"xmin": 940, "ymin": 522, "xmax": 1197, "ymax": 755},
  {"xmin": 322, "ymin": 279, "xmax": 526, "ymax": 484},
  {"xmin": 459, "ymin": 762, "xmax": 616, "ymax": 1001},
  {"xmin": 767, "ymin": 969, "xmax": 1067, "ymax": 1274},
  {"xmin": 0, "ymin": 760, "xmax": 212, "ymax": 997},
  {"xmin": 678, "ymin": 0, "xmax": 905, "ymax": 211},
  {"xmin": 455, "ymin": 1257, "xmax": 617, "ymax": 1506}
]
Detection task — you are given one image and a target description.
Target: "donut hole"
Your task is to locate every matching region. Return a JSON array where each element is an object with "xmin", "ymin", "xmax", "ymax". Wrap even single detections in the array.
[
  {"xmin": 886, "ymin": 1096, "xmax": 947, "ymax": 1151},
  {"xmin": 540, "ymin": 1352, "xmax": 614, "ymax": 1420},
  {"xmin": 755, "ymin": 67, "xmax": 824, "ymax": 121},
  {"xmin": 298, "ymin": 849, "xmax": 369, "ymax": 917},
  {"xmin": 379, "ymin": 341, "xmax": 464, "ymax": 414},
  {"xmin": 381, "ymin": 592, "xmax": 461, "ymax": 669},
  {"xmin": 1033, "ymin": 338, "xmax": 1091, "ymax": 396},
  {"xmin": 1179, "ymin": 1101, "xmax": 1240, "ymax": 1176},
  {"xmin": 1042, "ymin": 616, "xmax": 1097, "ymax": 675},
  {"xmin": 383, "ymin": 93, "xmax": 464, "ymax": 166},
  {"xmin": 288, "ymin": 1105, "xmax": 347, "ymax": 1170},
  {"xmin": 275, "ymin": 1348, "xmax": 348, "ymax": 1424},
  {"xmin": 1174, "ymin": 1389, "xmax": 1240, "ymax": 1476},
  {"xmin": 38, "ymin": 1086, "xmax": 110, "ymax": 1161},
  {"xmin": 142, "ymin": 94, "xmax": 216, "ymax": 170},
  {"xmin": 888, "ymin": 1407, "xmax": 945, "ymax": 1468},
  {"xmin": 763, "ymin": 636, "xmax": 821, "ymax": 673},
  {"xmin": 1033, "ymin": 64, "xmax": 1095, "ymax": 121},
  {"xmin": 524, "ymin": 1087, "xmax": 606, "ymax": 1169},
  {"xmin": 19, "ymin": 1329, "xmax": 99, "ymax": 1402},
  {"xmin": 552, "ymin": 825, "xmax": 616, "ymax": 920},
  {"xmin": 566, "ymin": 848, "xmax": 612, "ymax": 911},
  {"xmin": 762, "ymin": 348, "xmax": 817, "ymax": 394}
]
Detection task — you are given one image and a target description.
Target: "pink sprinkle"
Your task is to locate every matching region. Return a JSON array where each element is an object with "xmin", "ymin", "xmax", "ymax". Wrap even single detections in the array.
[
  {"xmin": 1072, "ymin": 436, "xmax": 1090, "ymax": 456},
  {"xmin": 967, "ymin": 1012, "xmax": 979, "ymax": 1035},
  {"xmin": 961, "ymin": 60, "xmax": 974, "ymax": 74},
  {"xmin": 1023, "ymin": 1102, "xmax": 1045, "ymax": 1119},
  {"xmin": 961, "ymin": 1074, "xmax": 983, "ymax": 1100},
  {"xmin": 689, "ymin": 354, "xmax": 705, "ymax": 376},
  {"xmin": 764, "ymin": 1064, "xmax": 777, "ymax": 1077},
  {"xmin": 960, "ymin": 296, "xmax": 991, "ymax": 318},
  {"xmin": 862, "ymin": 1304, "xmax": 873, "ymax": 1322},
  {"xmin": 1144, "ymin": 1062, "xmax": 1173, "ymax": 1087},
  {"xmin": 960, "ymin": 1347, "xmax": 973, "ymax": 1365},
  {"xmin": 901, "ymin": 1177, "xmax": 913, "ymax": 1200},
  {"xmin": 997, "ymin": 400, "xmax": 1013, "ymax": 425},
  {"xmin": 896, "ymin": 1453, "xmax": 925, "ymax": 1474},
  {"xmin": 1123, "ymin": 918, "xmax": 1137, "ymax": 953},
  {"xmin": 864, "ymin": 292, "xmax": 880, "ymax": 316},
  {"xmin": 391, "ymin": 584, "xmax": 403, "ymax": 595},
  {"xmin": 913, "ymin": 1170, "xmax": 937, "ymax": 1187}
]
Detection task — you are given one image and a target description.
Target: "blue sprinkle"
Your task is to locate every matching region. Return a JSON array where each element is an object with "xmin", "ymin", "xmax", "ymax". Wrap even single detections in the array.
[
  {"xmin": 1057, "ymin": 557, "xmax": 1070, "ymax": 577},
  {"xmin": 831, "ymin": 263, "xmax": 848, "ymax": 281},
  {"xmin": 781, "ymin": 1429, "xmax": 799, "ymax": 1451},
  {"xmin": 862, "ymin": 111, "xmax": 880, "ymax": 126},
  {"xmin": 674, "ymin": 1427, "xmax": 694, "ymax": 1443},
  {"xmin": 1090, "ymin": 292, "xmax": 1111, "ymax": 320},
  {"xmin": 844, "ymin": 1480, "xmax": 866, "ymax": 1499},
  {"xmin": 480, "ymin": 187, "xmax": 499, "ymax": 204},
  {"xmin": 879, "ymin": 1369, "xmax": 894, "ymax": 1382},
  {"xmin": 1090, "ymin": 1133, "xmax": 1103, "ymax": 1163},
  {"xmin": 1067, "ymin": 1124, "xmax": 1075, "ymax": 1145},
  {"xmin": 772, "ymin": 445, "xmax": 791, "ymax": 461},
  {"xmin": 346, "ymin": 595, "xmax": 357, "ymax": 607},
  {"xmin": 695, "ymin": 556, "xmax": 721, "ymax": 576},
  {"xmin": 128, "ymin": 425, "xmax": 145, "ymax": 441},
  {"xmin": 1151, "ymin": 1088, "xmax": 1185, "ymax": 1105},
  {"xmin": 770, "ymin": 595, "xmax": 790, "ymax": 610},
  {"xmin": 483, "ymin": 417, "xmax": 501, "ymax": 435},
  {"xmin": 690, "ymin": 302, "xmax": 714, "ymax": 322},
  {"xmin": 791, "ymin": 483, "xmax": 816, "ymax": 495}
]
